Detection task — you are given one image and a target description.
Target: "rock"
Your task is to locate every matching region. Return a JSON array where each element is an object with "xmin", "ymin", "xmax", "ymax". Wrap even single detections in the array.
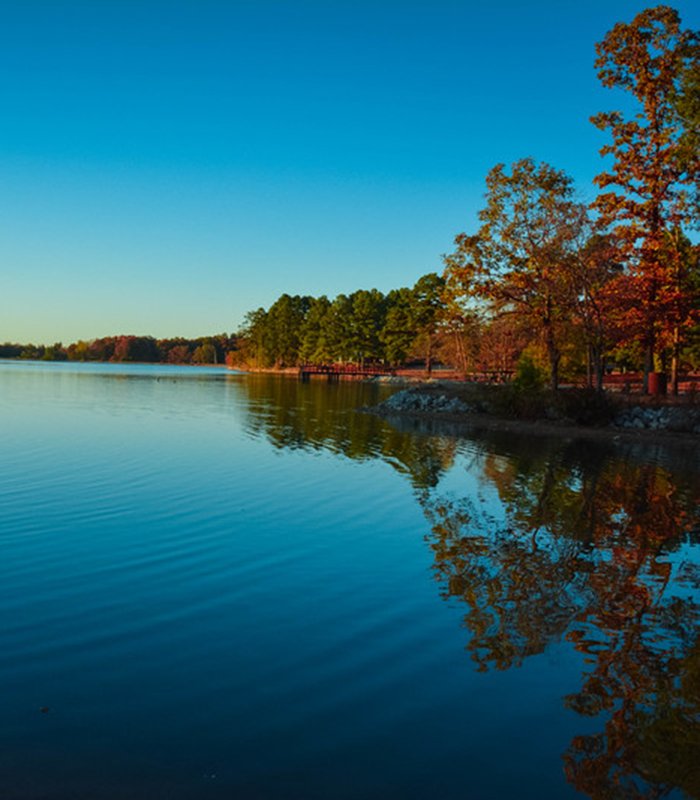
[
  {"xmin": 373, "ymin": 375, "xmax": 413, "ymax": 384},
  {"xmin": 374, "ymin": 389, "xmax": 471, "ymax": 415},
  {"xmin": 612, "ymin": 404, "xmax": 700, "ymax": 434}
]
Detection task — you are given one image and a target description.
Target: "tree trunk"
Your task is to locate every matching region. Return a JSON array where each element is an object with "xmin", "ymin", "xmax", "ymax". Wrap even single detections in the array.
[
  {"xmin": 586, "ymin": 345, "xmax": 593, "ymax": 390},
  {"xmin": 544, "ymin": 319, "xmax": 559, "ymax": 392},
  {"xmin": 671, "ymin": 326, "xmax": 680, "ymax": 396},
  {"xmin": 643, "ymin": 339, "xmax": 654, "ymax": 395},
  {"xmin": 454, "ymin": 330, "xmax": 467, "ymax": 377},
  {"xmin": 590, "ymin": 340, "xmax": 605, "ymax": 393},
  {"xmin": 595, "ymin": 349, "xmax": 605, "ymax": 394}
]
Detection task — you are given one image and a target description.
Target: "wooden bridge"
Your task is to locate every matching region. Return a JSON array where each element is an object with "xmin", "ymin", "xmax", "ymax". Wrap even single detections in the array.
[{"xmin": 299, "ymin": 364, "xmax": 396, "ymax": 382}]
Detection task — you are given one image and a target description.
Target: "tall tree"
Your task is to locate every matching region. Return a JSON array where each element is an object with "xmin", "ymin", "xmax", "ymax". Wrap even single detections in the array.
[
  {"xmin": 298, "ymin": 296, "xmax": 332, "ymax": 363},
  {"xmin": 381, "ymin": 287, "xmax": 417, "ymax": 365},
  {"xmin": 265, "ymin": 294, "xmax": 311, "ymax": 366},
  {"xmin": 444, "ymin": 158, "xmax": 588, "ymax": 390},
  {"xmin": 569, "ymin": 233, "xmax": 622, "ymax": 391},
  {"xmin": 320, "ymin": 294, "xmax": 354, "ymax": 362},
  {"xmin": 347, "ymin": 289, "xmax": 386, "ymax": 365},
  {"xmin": 591, "ymin": 6, "xmax": 700, "ymax": 390},
  {"xmin": 410, "ymin": 273, "xmax": 445, "ymax": 374},
  {"xmin": 238, "ymin": 308, "xmax": 270, "ymax": 367},
  {"xmin": 661, "ymin": 229, "xmax": 700, "ymax": 392}
]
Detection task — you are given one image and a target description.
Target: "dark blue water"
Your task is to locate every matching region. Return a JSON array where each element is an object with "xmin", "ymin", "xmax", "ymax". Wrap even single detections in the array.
[{"xmin": 1, "ymin": 361, "xmax": 698, "ymax": 799}]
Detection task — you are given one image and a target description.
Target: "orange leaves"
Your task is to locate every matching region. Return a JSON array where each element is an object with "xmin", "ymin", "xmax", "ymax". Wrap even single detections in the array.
[{"xmin": 591, "ymin": 7, "xmax": 699, "ymax": 366}]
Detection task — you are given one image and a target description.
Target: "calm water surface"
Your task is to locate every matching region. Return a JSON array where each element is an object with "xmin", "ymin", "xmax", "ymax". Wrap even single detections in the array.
[{"xmin": 1, "ymin": 361, "xmax": 698, "ymax": 799}]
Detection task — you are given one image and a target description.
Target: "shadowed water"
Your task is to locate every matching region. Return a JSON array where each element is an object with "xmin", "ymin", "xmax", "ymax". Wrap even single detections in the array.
[{"xmin": 1, "ymin": 362, "xmax": 698, "ymax": 799}]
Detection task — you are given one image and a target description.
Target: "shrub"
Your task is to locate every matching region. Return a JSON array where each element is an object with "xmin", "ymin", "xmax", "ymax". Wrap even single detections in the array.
[
  {"xmin": 550, "ymin": 388, "xmax": 616, "ymax": 426},
  {"xmin": 512, "ymin": 354, "xmax": 547, "ymax": 393}
]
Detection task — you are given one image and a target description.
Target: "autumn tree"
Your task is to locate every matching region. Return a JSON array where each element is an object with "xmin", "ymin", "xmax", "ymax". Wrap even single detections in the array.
[
  {"xmin": 112, "ymin": 335, "xmax": 159, "ymax": 362},
  {"xmin": 87, "ymin": 337, "xmax": 116, "ymax": 361},
  {"xmin": 660, "ymin": 229, "xmax": 700, "ymax": 391},
  {"xmin": 591, "ymin": 6, "xmax": 700, "ymax": 391},
  {"xmin": 165, "ymin": 343, "xmax": 192, "ymax": 364},
  {"xmin": 66, "ymin": 340, "xmax": 90, "ymax": 361},
  {"xmin": 568, "ymin": 233, "xmax": 622, "ymax": 390},
  {"xmin": 439, "ymin": 270, "xmax": 484, "ymax": 376},
  {"xmin": 444, "ymin": 158, "xmax": 589, "ymax": 390}
]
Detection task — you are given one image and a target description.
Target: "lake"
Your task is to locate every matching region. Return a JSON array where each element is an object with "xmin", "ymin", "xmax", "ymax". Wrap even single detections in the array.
[{"xmin": 1, "ymin": 361, "xmax": 698, "ymax": 799}]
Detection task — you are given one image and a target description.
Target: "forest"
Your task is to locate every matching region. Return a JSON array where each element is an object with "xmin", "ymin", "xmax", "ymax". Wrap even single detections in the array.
[{"xmin": 3, "ymin": 7, "xmax": 699, "ymax": 394}]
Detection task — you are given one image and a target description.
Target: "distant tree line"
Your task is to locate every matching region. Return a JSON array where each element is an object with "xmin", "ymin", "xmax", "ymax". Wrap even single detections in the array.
[{"xmin": 0, "ymin": 334, "xmax": 237, "ymax": 365}]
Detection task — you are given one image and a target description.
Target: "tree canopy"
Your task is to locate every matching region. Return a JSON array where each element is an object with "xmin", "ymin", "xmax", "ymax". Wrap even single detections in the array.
[
  {"xmin": 591, "ymin": 5, "xmax": 700, "ymax": 388},
  {"xmin": 443, "ymin": 159, "xmax": 594, "ymax": 390}
]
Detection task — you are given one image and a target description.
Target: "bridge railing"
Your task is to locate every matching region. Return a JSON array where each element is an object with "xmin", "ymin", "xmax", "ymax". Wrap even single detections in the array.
[{"xmin": 298, "ymin": 363, "xmax": 396, "ymax": 378}]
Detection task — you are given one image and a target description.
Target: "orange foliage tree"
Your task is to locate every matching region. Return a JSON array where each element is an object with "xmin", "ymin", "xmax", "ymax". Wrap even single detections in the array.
[
  {"xmin": 591, "ymin": 6, "xmax": 700, "ymax": 391},
  {"xmin": 443, "ymin": 158, "xmax": 592, "ymax": 390}
]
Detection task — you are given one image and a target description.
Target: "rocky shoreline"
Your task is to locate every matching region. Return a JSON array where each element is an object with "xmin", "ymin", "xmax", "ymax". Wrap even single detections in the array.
[
  {"xmin": 367, "ymin": 386, "xmax": 700, "ymax": 437},
  {"xmin": 611, "ymin": 404, "xmax": 700, "ymax": 433}
]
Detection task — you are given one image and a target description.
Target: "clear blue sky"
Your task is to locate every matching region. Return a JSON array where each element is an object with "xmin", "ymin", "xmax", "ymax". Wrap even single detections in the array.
[{"xmin": 2, "ymin": 0, "xmax": 698, "ymax": 344}]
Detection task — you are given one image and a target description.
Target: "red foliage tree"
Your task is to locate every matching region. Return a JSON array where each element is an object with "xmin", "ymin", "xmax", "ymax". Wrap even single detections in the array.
[{"xmin": 591, "ymin": 6, "xmax": 699, "ymax": 391}]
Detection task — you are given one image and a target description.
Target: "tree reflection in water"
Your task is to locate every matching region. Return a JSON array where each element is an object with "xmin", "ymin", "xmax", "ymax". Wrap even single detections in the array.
[
  {"xmin": 422, "ymin": 440, "xmax": 700, "ymax": 799},
  {"xmin": 236, "ymin": 375, "xmax": 700, "ymax": 799}
]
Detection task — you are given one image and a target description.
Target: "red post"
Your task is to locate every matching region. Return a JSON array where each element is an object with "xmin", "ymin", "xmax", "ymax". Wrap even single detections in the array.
[{"xmin": 648, "ymin": 372, "xmax": 667, "ymax": 396}]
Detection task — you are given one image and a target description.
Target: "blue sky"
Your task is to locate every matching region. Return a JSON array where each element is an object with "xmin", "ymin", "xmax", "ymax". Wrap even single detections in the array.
[{"xmin": 2, "ymin": 0, "xmax": 698, "ymax": 344}]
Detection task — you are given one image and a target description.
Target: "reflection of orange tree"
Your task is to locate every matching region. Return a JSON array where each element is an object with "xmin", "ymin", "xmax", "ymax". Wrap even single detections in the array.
[
  {"xmin": 562, "ymin": 464, "xmax": 700, "ymax": 799},
  {"xmin": 425, "ymin": 494, "xmax": 588, "ymax": 671},
  {"xmin": 564, "ymin": 610, "xmax": 700, "ymax": 799},
  {"xmin": 422, "ymin": 449, "xmax": 700, "ymax": 797}
]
